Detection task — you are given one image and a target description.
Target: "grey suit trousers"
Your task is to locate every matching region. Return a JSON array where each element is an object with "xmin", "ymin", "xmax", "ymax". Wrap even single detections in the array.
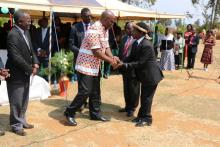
[{"xmin": 7, "ymin": 79, "xmax": 30, "ymax": 131}]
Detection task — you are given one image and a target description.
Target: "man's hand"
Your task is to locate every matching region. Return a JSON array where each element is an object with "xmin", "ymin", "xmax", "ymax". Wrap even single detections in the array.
[
  {"xmin": 0, "ymin": 68, "xmax": 10, "ymax": 79},
  {"xmin": 38, "ymin": 49, "xmax": 47, "ymax": 57},
  {"xmin": 111, "ymin": 61, "xmax": 124, "ymax": 70},
  {"xmin": 112, "ymin": 56, "xmax": 120, "ymax": 63},
  {"xmin": 33, "ymin": 64, "xmax": 39, "ymax": 69},
  {"xmin": 32, "ymin": 64, "xmax": 39, "ymax": 76},
  {"xmin": 32, "ymin": 67, "xmax": 38, "ymax": 76}
]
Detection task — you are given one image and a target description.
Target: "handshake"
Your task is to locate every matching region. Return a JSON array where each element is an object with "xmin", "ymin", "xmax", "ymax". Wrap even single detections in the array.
[{"xmin": 110, "ymin": 56, "xmax": 124, "ymax": 70}]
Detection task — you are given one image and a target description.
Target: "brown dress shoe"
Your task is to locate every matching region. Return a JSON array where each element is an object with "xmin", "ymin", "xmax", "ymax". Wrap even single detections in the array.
[
  {"xmin": 23, "ymin": 124, "xmax": 34, "ymax": 129},
  {"xmin": 12, "ymin": 129, "xmax": 27, "ymax": 136}
]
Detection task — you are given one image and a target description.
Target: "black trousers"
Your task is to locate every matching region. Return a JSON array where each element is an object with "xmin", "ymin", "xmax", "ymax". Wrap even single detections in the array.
[
  {"xmin": 137, "ymin": 84, "xmax": 157, "ymax": 122},
  {"xmin": 122, "ymin": 74, "xmax": 140, "ymax": 112},
  {"xmin": 66, "ymin": 72, "xmax": 101, "ymax": 118},
  {"xmin": 7, "ymin": 79, "xmax": 30, "ymax": 131},
  {"xmin": 187, "ymin": 48, "xmax": 196, "ymax": 69}
]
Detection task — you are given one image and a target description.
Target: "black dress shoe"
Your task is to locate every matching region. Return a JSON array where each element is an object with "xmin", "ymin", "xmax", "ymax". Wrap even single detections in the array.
[
  {"xmin": 12, "ymin": 129, "xmax": 27, "ymax": 136},
  {"xmin": 23, "ymin": 124, "xmax": 34, "ymax": 129},
  {"xmin": 0, "ymin": 130, "xmax": 5, "ymax": 136},
  {"xmin": 118, "ymin": 108, "xmax": 127, "ymax": 112},
  {"xmin": 126, "ymin": 111, "xmax": 134, "ymax": 117},
  {"xmin": 135, "ymin": 120, "xmax": 152, "ymax": 127},
  {"xmin": 64, "ymin": 112, "xmax": 77, "ymax": 126},
  {"xmin": 131, "ymin": 117, "xmax": 141, "ymax": 123},
  {"xmin": 91, "ymin": 116, "xmax": 110, "ymax": 122}
]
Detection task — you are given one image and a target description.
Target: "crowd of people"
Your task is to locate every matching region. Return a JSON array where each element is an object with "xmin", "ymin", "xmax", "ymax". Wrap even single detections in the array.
[
  {"xmin": 154, "ymin": 24, "xmax": 216, "ymax": 71},
  {"xmin": 0, "ymin": 7, "xmax": 217, "ymax": 137}
]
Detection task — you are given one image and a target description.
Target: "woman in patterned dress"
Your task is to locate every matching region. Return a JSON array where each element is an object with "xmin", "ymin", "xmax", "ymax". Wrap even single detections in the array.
[
  {"xmin": 201, "ymin": 30, "xmax": 216, "ymax": 71},
  {"xmin": 159, "ymin": 27, "xmax": 175, "ymax": 70}
]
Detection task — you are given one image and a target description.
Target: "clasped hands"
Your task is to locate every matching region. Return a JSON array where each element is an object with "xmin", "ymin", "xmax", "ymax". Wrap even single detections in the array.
[
  {"xmin": 110, "ymin": 56, "xmax": 124, "ymax": 70},
  {"xmin": 0, "ymin": 68, "xmax": 10, "ymax": 79}
]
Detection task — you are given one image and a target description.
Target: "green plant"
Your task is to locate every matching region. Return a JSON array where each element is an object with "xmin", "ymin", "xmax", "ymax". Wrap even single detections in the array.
[{"xmin": 39, "ymin": 49, "xmax": 74, "ymax": 77}]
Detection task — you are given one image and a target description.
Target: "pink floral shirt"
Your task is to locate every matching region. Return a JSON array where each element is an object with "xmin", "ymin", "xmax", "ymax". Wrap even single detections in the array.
[{"xmin": 75, "ymin": 21, "xmax": 109, "ymax": 76}]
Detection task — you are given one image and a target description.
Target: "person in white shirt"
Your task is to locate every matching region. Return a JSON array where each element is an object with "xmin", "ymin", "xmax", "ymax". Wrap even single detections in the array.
[{"xmin": 174, "ymin": 32, "xmax": 185, "ymax": 69}]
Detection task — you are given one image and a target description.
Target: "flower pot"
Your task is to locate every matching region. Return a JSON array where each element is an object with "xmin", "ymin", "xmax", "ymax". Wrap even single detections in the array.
[{"xmin": 59, "ymin": 75, "xmax": 69, "ymax": 97}]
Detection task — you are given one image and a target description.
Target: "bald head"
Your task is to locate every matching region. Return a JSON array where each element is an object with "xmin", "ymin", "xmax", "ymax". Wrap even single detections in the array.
[
  {"xmin": 101, "ymin": 10, "xmax": 115, "ymax": 19},
  {"xmin": 100, "ymin": 10, "xmax": 116, "ymax": 30}
]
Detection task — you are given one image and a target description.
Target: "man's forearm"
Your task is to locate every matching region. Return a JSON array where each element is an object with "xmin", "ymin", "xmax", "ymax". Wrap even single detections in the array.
[
  {"xmin": 105, "ymin": 47, "xmax": 113, "ymax": 58},
  {"xmin": 93, "ymin": 49, "xmax": 114, "ymax": 64}
]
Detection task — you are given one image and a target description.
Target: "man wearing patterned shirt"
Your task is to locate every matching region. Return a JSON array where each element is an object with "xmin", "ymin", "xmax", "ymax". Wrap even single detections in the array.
[{"xmin": 64, "ymin": 10, "xmax": 119, "ymax": 126}]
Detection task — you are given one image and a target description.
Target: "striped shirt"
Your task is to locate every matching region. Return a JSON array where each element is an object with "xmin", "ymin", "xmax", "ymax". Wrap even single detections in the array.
[{"xmin": 75, "ymin": 21, "xmax": 109, "ymax": 76}]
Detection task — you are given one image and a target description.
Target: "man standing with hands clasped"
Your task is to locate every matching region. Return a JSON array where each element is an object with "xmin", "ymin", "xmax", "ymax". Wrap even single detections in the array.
[
  {"xmin": 64, "ymin": 10, "xmax": 120, "ymax": 126},
  {"xmin": 117, "ymin": 22, "xmax": 163, "ymax": 127},
  {"xmin": 6, "ymin": 10, "xmax": 39, "ymax": 136}
]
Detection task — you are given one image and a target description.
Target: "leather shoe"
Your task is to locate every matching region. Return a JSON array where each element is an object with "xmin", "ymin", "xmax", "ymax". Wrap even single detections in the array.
[
  {"xmin": 64, "ymin": 112, "xmax": 77, "ymax": 126},
  {"xmin": 0, "ymin": 130, "xmax": 5, "ymax": 136},
  {"xmin": 135, "ymin": 120, "xmax": 152, "ymax": 127},
  {"xmin": 131, "ymin": 117, "xmax": 141, "ymax": 123},
  {"xmin": 126, "ymin": 111, "xmax": 134, "ymax": 117},
  {"xmin": 12, "ymin": 129, "xmax": 27, "ymax": 136},
  {"xmin": 23, "ymin": 124, "xmax": 34, "ymax": 129},
  {"xmin": 91, "ymin": 116, "xmax": 110, "ymax": 122},
  {"xmin": 118, "ymin": 108, "xmax": 127, "ymax": 112}
]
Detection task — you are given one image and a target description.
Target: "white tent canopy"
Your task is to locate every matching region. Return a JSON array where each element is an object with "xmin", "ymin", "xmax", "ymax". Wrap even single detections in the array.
[
  {"xmin": 0, "ymin": 0, "xmax": 105, "ymax": 15},
  {"xmin": 0, "ymin": 0, "xmax": 185, "ymax": 19}
]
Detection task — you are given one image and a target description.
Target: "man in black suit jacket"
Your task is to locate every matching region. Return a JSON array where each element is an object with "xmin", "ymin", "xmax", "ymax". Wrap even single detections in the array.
[
  {"xmin": 33, "ymin": 17, "xmax": 51, "ymax": 69},
  {"xmin": 118, "ymin": 22, "xmax": 163, "ymax": 127},
  {"xmin": 69, "ymin": 8, "xmax": 92, "ymax": 64},
  {"xmin": 118, "ymin": 22, "xmax": 140, "ymax": 117},
  {"xmin": 187, "ymin": 27, "xmax": 199, "ymax": 69},
  {"xmin": 6, "ymin": 10, "xmax": 39, "ymax": 136}
]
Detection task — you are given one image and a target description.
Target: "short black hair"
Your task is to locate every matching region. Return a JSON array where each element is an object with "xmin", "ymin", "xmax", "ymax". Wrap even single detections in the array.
[
  {"xmin": 81, "ymin": 8, "xmax": 90, "ymax": 15},
  {"xmin": 124, "ymin": 21, "xmax": 132, "ymax": 29},
  {"xmin": 177, "ymin": 32, "xmax": 183, "ymax": 36},
  {"xmin": 14, "ymin": 10, "xmax": 25, "ymax": 24}
]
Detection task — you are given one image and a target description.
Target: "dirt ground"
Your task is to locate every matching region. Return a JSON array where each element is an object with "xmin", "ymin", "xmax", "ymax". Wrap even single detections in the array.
[{"xmin": 0, "ymin": 41, "xmax": 220, "ymax": 147}]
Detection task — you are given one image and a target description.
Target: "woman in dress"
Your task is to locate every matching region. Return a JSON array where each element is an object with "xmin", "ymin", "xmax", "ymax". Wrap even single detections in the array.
[
  {"xmin": 201, "ymin": 30, "xmax": 216, "ymax": 71},
  {"xmin": 160, "ymin": 27, "xmax": 175, "ymax": 70},
  {"xmin": 183, "ymin": 24, "xmax": 193, "ymax": 67}
]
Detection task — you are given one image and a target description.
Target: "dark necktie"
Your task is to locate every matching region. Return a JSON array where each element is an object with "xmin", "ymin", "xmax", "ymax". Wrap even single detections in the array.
[
  {"xmin": 132, "ymin": 40, "xmax": 138, "ymax": 49},
  {"xmin": 85, "ymin": 24, "xmax": 89, "ymax": 31}
]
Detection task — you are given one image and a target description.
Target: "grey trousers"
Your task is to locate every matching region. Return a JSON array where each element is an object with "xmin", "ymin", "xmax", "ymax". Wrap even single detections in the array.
[{"xmin": 7, "ymin": 80, "xmax": 30, "ymax": 131}]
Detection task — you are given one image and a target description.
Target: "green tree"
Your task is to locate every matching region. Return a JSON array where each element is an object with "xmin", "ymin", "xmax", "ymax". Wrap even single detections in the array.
[{"xmin": 192, "ymin": 0, "xmax": 220, "ymax": 29}]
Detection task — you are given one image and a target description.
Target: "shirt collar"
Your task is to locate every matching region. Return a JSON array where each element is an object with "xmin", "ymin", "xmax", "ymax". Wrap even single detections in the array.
[
  {"xmin": 137, "ymin": 36, "xmax": 145, "ymax": 45},
  {"xmin": 14, "ymin": 24, "xmax": 25, "ymax": 35}
]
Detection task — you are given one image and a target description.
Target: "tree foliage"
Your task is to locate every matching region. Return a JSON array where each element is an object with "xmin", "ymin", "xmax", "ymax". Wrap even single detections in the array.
[
  {"xmin": 121, "ymin": 0, "xmax": 156, "ymax": 8},
  {"xmin": 192, "ymin": 0, "xmax": 220, "ymax": 29}
]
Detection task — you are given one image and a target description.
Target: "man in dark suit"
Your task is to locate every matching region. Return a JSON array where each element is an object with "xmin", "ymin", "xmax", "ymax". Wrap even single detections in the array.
[
  {"xmin": 69, "ymin": 8, "xmax": 92, "ymax": 64},
  {"xmin": 0, "ymin": 57, "xmax": 10, "ymax": 136},
  {"xmin": 187, "ymin": 27, "xmax": 199, "ymax": 69},
  {"xmin": 69, "ymin": 8, "xmax": 92, "ymax": 110},
  {"xmin": 33, "ymin": 17, "xmax": 51, "ymax": 69},
  {"xmin": 6, "ymin": 10, "xmax": 39, "ymax": 136},
  {"xmin": 118, "ymin": 22, "xmax": 140, "ymax": 117},
  {"xmin": 118, "ymin": 22, "xmax": 163, "ymax": 127}
]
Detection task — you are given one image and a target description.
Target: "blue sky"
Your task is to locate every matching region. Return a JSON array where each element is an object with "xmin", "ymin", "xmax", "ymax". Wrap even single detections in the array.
[{"xmin": 149, "ymin": 0, "xmax": 207, "ymax": 24}]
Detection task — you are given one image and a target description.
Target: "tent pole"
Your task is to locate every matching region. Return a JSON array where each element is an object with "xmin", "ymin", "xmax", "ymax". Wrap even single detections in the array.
[{"xmin": 48, "ymin": 8, "xmax": 53, "ymax": 85}]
